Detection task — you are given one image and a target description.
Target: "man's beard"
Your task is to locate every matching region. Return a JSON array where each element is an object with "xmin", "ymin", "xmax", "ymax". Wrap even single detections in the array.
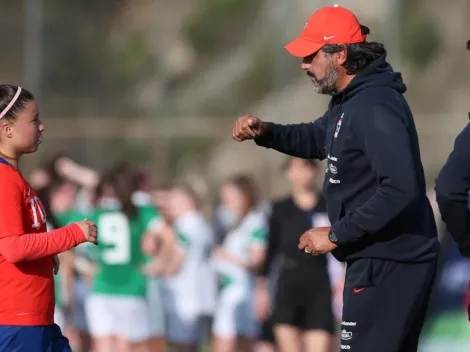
[{"xmin": 310, "ymin": 60, "xmax": 339, "ymax": 95}]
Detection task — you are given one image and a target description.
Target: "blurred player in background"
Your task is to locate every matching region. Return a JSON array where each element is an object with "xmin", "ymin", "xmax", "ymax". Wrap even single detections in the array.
[
  {"xmin": 212, "ymin": 180, "xmax": 239, "ymax": 247},
  {"xmin": 36, "ymin": 180, "xmax": 77, "ymax": 331},
  {"xmin": 0, "ymin": 84, "xmax": 97, "ymax": 351},
  {"xmin": 256, "ymin": 158, "xmax": 335, "ymax": 352},
  {"xmin": 161, "ymin": 184, "xmax": 214, "ymax": 352},
  {"xmin": 145, "ymin": 181, "xmax": 181, "ymax": 352},
  {"xmin": 84, "ymin": 167, "xmax": 160, "ymax": 352},
  {"xmin": 211, "ymin": 175, "xmax": 267, "ymax": 352},
  {"xmin": 52, "ymin": 158, "xmax": 99, "ymax": 352},
  {"xmin": 141, "ymin": 221, "xmax": 172, "ymax": 352}
]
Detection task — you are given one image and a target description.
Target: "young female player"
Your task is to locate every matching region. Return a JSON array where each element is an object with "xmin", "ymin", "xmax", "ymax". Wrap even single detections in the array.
[
  {"xmin": 212, "ymin": 175, "xmax": 268, "ymax": 352},
  {"xmin": 85, "ymin": 166, "xmax": 163, "ymax": 352},
  {"xmin": 0, "ymin": 84, "xmax": 97, "ymax": 351},
  {"xmin": 160, "ymin": 184, "xmax": 215, "ymax": 352}
]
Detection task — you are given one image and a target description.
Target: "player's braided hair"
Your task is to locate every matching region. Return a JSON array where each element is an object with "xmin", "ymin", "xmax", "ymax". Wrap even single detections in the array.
[{"xmin": 0, "ymin": 84, "xmax": 34, "ymax": 120}]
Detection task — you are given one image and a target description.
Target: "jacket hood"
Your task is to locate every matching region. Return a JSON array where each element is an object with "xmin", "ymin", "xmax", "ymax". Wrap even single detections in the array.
[{"xmin": 338, "ymin": 55, "xmax": 407, "ymax": 101}]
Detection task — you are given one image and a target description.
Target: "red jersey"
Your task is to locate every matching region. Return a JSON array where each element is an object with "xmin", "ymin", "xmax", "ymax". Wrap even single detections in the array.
[{"xmin": 0, "ymin": 163, "xmax": 86, "ymax": 325}]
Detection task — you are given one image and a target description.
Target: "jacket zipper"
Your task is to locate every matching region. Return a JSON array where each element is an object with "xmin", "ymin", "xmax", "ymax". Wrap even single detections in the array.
[{"xmin": 328, "ymin": 94, "xmax": 346, "ymax": 158}]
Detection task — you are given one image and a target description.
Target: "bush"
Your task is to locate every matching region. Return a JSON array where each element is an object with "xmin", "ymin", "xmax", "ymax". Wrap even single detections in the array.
[
  {"xmin": 184, "ymin": 0, "xmax": 261, "ymax": 55},
  {"xmin": 237, "ymin": 46, "xmax": 275, "ymax": 104},
  {"xmin": 400, "ymin": 0, "xmax": 440, "ymax": 69}
]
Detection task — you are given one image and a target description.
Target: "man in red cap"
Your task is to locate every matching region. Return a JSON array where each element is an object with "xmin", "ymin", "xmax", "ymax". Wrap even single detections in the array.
[{"xmin": 232, "ymin": 5, "xmax": 439, "ymax": 351}]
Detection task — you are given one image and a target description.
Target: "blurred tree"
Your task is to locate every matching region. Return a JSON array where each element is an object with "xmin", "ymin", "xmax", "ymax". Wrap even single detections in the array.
[
  {"xmin": 41, "ymin": 0, "xmax": 154, "ymax": 117},
  {"xmin": 400, "ymin": 0, "xmax": 440, "ymax": 69},
  {"xmin": 237, "ymin": 45, "xmax": 274, "ymax": 105},
  {"xmin": 183, "ymin": 0, "xmax": 262, "ymax": 56},
  {"xmin": 0, "ymin": 2, "xmax": 24, "ymax": 84}
]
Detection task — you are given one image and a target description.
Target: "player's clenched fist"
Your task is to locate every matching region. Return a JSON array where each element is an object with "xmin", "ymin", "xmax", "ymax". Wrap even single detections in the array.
[
  {"xmin": 76, "ymin": 219, "xmax": 98, "ymax": 245},
  {"xmin": 232, "ymin": 114, "xmax": 267, "ymax": 142}
]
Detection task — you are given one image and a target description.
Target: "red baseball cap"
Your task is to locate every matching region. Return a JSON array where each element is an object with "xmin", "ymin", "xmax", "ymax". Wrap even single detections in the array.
[{"xmin": 285, "ymin": 5, "xmax": 367, "ymax": 58}]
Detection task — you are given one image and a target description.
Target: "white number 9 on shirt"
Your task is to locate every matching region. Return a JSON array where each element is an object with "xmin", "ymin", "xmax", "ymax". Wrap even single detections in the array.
[{"xmin": 99, "ymin": 213, "xmax": 131, "ymax": 265}]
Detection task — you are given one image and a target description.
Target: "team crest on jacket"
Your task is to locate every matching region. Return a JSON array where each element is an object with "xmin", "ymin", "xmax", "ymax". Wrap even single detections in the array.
[{"xmin": 334, "ymin": 113, "xmax": 344, "ymax": 138}]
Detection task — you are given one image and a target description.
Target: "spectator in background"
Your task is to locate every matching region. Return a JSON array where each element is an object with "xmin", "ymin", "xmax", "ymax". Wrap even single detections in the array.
[
  {"xmin": 35, "ymin": 178, "xmax": 90, "ymax": 351},
  {"xmin": 162, "ymin": 184, "xmax": 214, "ymax": 352},
  {"xmin": 36, "ymin": 182, "xmax": 74, "ymax": 329},
  {"xmin": 85, "ymin": 166, "xmax": 159, "ymax": 352},
  {"xmin": 51, "ymin": 160, "xmax": 98, "ymax": 352},
  {"xmin": 212, "ymin": 181, "xmax": 239, "ymax": 246},
  {"xmin": 255, "ymin": 158, "xmax": 335, "ymax": 352},
  {"xmin": 211, "ymin": 175, "xmax": 267, "ymax": 352}
]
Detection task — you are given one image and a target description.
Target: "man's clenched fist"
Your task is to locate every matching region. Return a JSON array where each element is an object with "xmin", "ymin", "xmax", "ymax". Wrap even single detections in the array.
[{"xmin": 232, "ymin": 115, "xmax": 267, "ymax": 142}]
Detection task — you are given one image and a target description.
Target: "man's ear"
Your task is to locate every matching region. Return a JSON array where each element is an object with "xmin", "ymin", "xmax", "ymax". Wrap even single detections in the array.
[{"xmin": 335, "ymin": 44, "xmax": 348, "ymax": 66}]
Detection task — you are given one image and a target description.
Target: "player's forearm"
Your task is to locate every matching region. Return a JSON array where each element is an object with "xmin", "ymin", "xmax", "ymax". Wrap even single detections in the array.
[
  {"xmin": 215, "ymin": 247, "xmax": 248, "ymax": 269},
  {"xmin": 256, "ymin": 276, "xmax": 269, "ymax": 290},
  {"xmin": 247, "ymin": 247, "xmax": 265, "ymax": 273},
  {"xmin": 156, "ymin": 233, "xmax": 179, "ymax": 274},
  {"xmin": 57, "ymin": 159, "xmax": 100, "ymax": 189},
  {"xmin": 164, "ymin": 247, "xmax": 185, "ymax": 275},
  {"xmin": 332, "ymin": 181, "xmax": 417, "ymax": 245},
  {"xmin": 0, "ymin": 224, "xmax": 86, "ymax": 264}
]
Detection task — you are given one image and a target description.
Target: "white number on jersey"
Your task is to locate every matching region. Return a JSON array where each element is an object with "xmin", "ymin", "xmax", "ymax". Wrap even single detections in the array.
[
  {"xmin": 99, "ymin": 213, "xmax": 131, "ymax": 265},
  {"xmin": 29, "ymin": 197, "xmax": 46, "ymax": 229}
]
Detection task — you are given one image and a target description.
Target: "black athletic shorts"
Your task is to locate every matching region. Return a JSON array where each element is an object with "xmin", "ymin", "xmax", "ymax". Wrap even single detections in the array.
[
  {"xmin": 272, "ymin": 271, "xmax": 335, "ymax": 333},
  {"xmin": 340, "ymin": 258, "xmax": 437, "ymax": 351},
  {"xmin": 259, "ymin": 317, "xmax": 275, "ymax": 344}
]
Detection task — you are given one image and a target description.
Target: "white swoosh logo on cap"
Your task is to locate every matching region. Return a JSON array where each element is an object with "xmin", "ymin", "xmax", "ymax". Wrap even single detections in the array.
[{"xmin": 324, "ymin": 35, "xmax": 336, "ymax": 40}]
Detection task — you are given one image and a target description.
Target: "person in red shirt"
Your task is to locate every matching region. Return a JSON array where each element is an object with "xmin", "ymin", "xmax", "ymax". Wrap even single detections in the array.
[{"xmin": 0, "ymin": 84, "xmax": 98, "ymax": 351}]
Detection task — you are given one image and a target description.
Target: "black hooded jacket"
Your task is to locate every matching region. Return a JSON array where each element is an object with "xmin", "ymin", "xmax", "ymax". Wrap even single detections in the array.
[
  {"xmin": 255, "ymin": 55, "xmax": 439, "ymax": 262},
  {"xmin": 435, "ymin": 122, "xmax": 470, "ymax": 256}
]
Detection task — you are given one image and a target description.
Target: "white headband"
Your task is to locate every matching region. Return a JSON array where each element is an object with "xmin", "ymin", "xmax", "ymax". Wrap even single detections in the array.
[{"xmin": 0, "ymin": 87, "xmax": 22, "ymax": 119}]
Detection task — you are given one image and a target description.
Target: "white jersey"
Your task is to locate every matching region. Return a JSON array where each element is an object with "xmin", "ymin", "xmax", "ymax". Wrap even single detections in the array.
[
  {"xmin": 213, "ymin": 211, "xmax": 267, "ymax": 287},
  {"xmin": 164, "ymin": 211, "xmax": 214, "ymax": 314}
]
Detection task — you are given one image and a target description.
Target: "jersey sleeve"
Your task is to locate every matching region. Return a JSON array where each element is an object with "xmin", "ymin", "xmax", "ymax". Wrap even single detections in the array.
[
  {"xmin": 0, "ymin": 224, "xmax": 86, "ymax": 263},
  {"xmin": 0, "ymin": 170, "xmax": 25, "ymax": 239},
  {"xmin": 166, "ymin": 221, "xmax": 189, "ymax": 253},
  {"xmin": 176, "ymin": 232, "xmax": 190, "ymax": 249},
  {"xmin": 248, "ymin": 215, "xmax": 268, "ymax": 247}
]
